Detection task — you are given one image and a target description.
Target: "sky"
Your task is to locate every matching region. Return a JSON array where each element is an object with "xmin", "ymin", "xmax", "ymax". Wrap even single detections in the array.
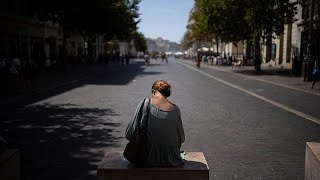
[{"xmin": 137, "ymin": 0, "xmax": 194, "ymax": 43}]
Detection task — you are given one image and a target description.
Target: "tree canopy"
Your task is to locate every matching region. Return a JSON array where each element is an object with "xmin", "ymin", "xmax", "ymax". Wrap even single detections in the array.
[
  {"xmin": 188, "ymin": 0, "xmax": 297, "ymax": 71},
  {"xmin": 180, "ymin": 31, "xmax": 193, "ymax": 50},
  {"xmin": 132, "ymin": 31, "xmax": 147, "ymax": 52},
  {"xmin": 27, "ymin": 0, "xmax": 141, "ymax": 41}
]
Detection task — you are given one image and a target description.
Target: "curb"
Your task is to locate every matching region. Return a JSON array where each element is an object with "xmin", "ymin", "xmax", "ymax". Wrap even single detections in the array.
[{"xmin": 176, "ymin": 59, "xmax": 320, "ymax": 96}]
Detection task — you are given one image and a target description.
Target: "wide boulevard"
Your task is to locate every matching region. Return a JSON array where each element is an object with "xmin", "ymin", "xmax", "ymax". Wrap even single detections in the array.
[{"xmin": 1, "ymin": 58, "xmax": 320, "ymax": 179}]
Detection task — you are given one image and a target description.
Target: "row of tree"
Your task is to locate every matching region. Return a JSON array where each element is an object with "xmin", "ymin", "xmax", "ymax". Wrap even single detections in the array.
[
  {"xmin": 181, "ymin": 0, "xmax": 297, "ymax": 71},
  {"xmin": 25, "ymin": 0, "xmax": 147, "ymax": 54}
]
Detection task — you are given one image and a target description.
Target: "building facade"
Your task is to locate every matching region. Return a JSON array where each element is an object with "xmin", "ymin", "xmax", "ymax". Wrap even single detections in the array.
[
  {"xmin": 0, "ymin": 12, "xmax": 61, "ymax": 67},
  {"xmin": 0, "ymin": 0, "xmax": 126, "ymax": 67},
  {"xmin": 299, "ymin": 0, "xmax": 320, "ymax": 80},
  {"xmin": 261, "ymin": 1, "xmax": 302, "ymax": 73}
]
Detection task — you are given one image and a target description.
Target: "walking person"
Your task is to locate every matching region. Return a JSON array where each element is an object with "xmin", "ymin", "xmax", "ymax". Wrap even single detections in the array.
[
  {"xmin": 0, "ymin": 55, "xmax": 8, "ymax": 93},
  {"xmin": 195, "ymin": 56, "xmax": 201, "ymax": 69},
  {"xmin": 9, "ymin": 56, "xmax": 22, "ymax": 94},
  {"xmin": 124, "ymin": 80, "xmax": 185, "ymax": 167},
  {"xmin": 125, "ymin": 54, "xmax": 130, "ymax": 65},
  {"xmin": 120, "ymin": 54, "xmax": 125, "ymax": 66},
  {"xmin": 311, "ymin": 61, "xmax": 320, "ymax": 89},
  {"xmin": 164, "ymin": 54, "xmax": 168, "ymax": 63},
  {"xmin": 144, "ymin": 54, "xmax": 150, "ymax": 65},
  {"xmin": 22, "ymin": 58, "xmax": 34, "ymax": 89}
]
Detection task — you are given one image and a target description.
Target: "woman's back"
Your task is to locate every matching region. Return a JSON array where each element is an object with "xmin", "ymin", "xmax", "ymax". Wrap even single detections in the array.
[
  {"xmin": 124, "ymin": 80, "xmax": 185, "ymax": 167},
  {"xmin": 148, "ymin": 103, "xmax": 184, "ymax": 145},
  {"xmin": 146, "ymin": 103, "xmax": 185, "ymax": 167}
]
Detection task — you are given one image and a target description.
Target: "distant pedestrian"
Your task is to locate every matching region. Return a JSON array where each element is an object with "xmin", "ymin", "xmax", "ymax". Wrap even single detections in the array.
[
  {"xmin": 125, "ymin": 54, "xmax": 130, "ymax": 65},
  {"xmin": 10, "ymin": 57, "xmax": 21, "ymax": 77},
  {"xmin": 9, "ymin": 57, "xmax": 22, "ymax": 93},
  {"xmin": 161, "ymin": 54, "xmax": 167, "ymax": 63},
  {"xmin": 120, "ymin": 54, "xmax": 125, "ymax": 66},
  {"xmin": 202, "ymin": 55, "xmax": 206, "ymax": 64},
  {"xmin": 144, "ymin": 54, "xmax": 150, "ymax": 64},
  {"xmin": 23, "ymin": 58, "xmax": 34, "ymax": 89},
  {"xmin": 154, "ymin": 55, "xmax": 158, "ymax": 62},
  {"xmin": 311, "ymin": 62, "xmax": 320, "ymax": 89},
  {"xmin": 195, "ymin": 56, "xmax": 200, "ymax": 68},
  {"xmin": 0, "ymin": 56, "xmax": 8, "ymax": 93}
]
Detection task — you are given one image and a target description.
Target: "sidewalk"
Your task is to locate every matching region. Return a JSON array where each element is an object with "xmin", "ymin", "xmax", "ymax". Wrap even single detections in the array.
[
  {"xmin": 1, "ymin": 63, "xmax": 122, "ymax": 106},
  {"xmin": 178, "ymin": 59, "xmax": 320, "ymax": 96}
]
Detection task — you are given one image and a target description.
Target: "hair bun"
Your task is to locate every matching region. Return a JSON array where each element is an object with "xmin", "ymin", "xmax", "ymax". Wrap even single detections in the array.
[{"xmin": 152, "ymin": 80, "xmax": 171, "ymax": 97}]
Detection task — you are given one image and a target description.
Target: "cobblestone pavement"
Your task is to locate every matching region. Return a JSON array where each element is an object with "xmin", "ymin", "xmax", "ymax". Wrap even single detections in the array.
[{"xmin": 1, "ymin": 59, "xmax": 320, "ymax": 179}]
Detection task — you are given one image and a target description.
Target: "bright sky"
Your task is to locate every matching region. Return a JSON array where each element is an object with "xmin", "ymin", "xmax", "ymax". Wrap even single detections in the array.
[{"xmin": 137, "ymin": 0, "xmax": 194, "ymax": 43}]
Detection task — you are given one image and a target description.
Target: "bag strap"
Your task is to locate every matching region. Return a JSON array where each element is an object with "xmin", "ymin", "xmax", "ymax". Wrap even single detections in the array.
[
  {"xmin": 144, "ymin": 98, "xmax": 151, "ymax": 127},
  {"xmin": 139, "ymin": 98, "xmax": 151, "ymax": 129}
]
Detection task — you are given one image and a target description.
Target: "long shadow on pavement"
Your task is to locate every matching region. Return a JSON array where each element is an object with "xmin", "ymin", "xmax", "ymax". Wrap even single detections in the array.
[
  {"xmin": 1, "ymin": 103, "xmax": 121, "ymax": 180},
  {"xmin": 1, "ymin": 61, "xmax": 163, "ymax": 110},
  {"xmin": 0, "ymin": 60, "xmax": 165, "ymax": 180}
]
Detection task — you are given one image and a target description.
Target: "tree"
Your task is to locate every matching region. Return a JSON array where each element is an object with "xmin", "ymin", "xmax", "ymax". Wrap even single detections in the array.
[
  {"xmin": 221, "ymin": 0, "xmax": 297, "ymax": 72},
  {"xmin": 26, "ymin": 0, "xmax": 141, "ymax": 59},
  {"xmin": 180, "ymin": 31, "xmax": 193, "ymax": 50},
  {"xmin": 188, "ymin": 0, "xmax": 296, "ymax": 72},
  {"xmin": 132, "ymin": 31, "xmax": 147, "ymax": 53},
  {"xmin": 190, "ymin": 0, "xmax": 227, "ymax": 53}
]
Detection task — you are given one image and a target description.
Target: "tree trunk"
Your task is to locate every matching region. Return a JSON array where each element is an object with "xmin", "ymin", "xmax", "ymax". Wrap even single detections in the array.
[
  {"xmin": 88, "ymin": 34, "xmax": 94, "ymax": 64},
  {"xmin": 254, "ymin": 35, "xmax": 261, "ymax": 73},
  {"xmin": 266, "ymin": 32, "xmax": 272, "ymax": 63},
  {"xmin": 60, "ymin": 29, "xmax": 67, "ymax": 72},
  {"xmin": 215, "ymin": 37, "xmax": 219, "ymax": 54},
  {"xmin": 245, "ymin": 40, "xmax": 252, "ymax": 62}
]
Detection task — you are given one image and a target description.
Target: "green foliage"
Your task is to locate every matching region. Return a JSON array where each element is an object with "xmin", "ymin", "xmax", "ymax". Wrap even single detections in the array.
[
  {"xmin": 26, "ymin": 0, "xmax": 141, "ymax": 41},
  {"xmin": 189, "ymin": 0, "xmax": 296, "ymax": 42},
  {"xmin": 180, "ymin": 31, "xmax": 193, "ymax": 50},
  {"xmin": 132, "ymin": 31, "xmax": 147, "ymax": 52},
  {"xmin": 188, "ymin": 0, "xmax": 297, "ymax": 71},
  {"xmin": 190, "ymin": 0, "xmax": 226, "ymax": 42}
]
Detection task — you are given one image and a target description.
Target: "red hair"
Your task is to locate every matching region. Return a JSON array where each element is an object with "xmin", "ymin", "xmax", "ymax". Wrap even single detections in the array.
[{"xmin": 152, "ymin": 80, "xmax": 171, "ymax": 97}]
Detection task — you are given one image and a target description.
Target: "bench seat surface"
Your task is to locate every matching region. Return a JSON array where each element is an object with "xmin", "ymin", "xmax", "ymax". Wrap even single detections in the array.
[{"xmin": 97, "ymin": 151, "xmax": 209, "ymax": 180}]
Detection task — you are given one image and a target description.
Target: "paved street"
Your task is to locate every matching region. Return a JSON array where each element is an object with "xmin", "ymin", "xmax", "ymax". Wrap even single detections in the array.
[{"xmin": 1, "ymin": 58, "xmax": 320, "ymax": 179}]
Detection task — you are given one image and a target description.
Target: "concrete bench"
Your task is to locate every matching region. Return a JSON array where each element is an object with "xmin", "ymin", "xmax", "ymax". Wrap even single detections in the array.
[
  {"xmin": 0, "ymin": 149, "xmax": 20, "ymax": 180},
  {"xmin": 305, "ymin": 142, "xmax": 320, "ymax": 180},
  {"xmin": 97, "ymin": 151, "xmax": 209, "ymax": 180}
]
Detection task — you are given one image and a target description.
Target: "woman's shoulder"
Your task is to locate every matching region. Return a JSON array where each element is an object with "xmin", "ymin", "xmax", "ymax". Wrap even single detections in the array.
[{"xmin": 172, "ymin": 103, "xmax": 180, "ymax": 111}]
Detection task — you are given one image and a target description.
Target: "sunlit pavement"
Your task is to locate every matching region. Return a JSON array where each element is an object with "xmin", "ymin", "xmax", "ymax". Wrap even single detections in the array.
[
  {"xmin": 177, "ymin": 58, "xmax": 320, "ymax": 96},
  {"xmin": 1, "ymin": 58, "xmax": 320, "ymax": 179}
]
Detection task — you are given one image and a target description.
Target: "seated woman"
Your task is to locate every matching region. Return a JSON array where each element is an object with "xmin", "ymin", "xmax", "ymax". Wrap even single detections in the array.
[{"xmin": 125, "ymin": 80, "xmax": 185, "ymax": 167}]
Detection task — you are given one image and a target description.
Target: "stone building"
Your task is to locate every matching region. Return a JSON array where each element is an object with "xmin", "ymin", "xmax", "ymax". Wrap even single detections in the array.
[
  {"xmin": 259, "ymin": 0, "xmax": 320, "ymax": 78},
  {"xmin": 0, "ymin": 3, "xmax": 61, "ymax": 67},
  {"xmin": 261, "ymin": 1, "xmax": 302, "ymax": 72},
  {"xmin": 299, "ymin": 0, "xmax": 320, "ymax": 80},
  {"xmin": 0, "ymin": 0, "xmax": 109, "ymax": 66}
]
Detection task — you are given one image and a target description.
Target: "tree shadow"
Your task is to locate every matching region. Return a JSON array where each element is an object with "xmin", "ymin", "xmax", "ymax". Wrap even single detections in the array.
[
  {"xmin": 89, "ymin": 62, "xmax": 163, "ymax": 85},
  {"xmin": 1, "ymin": 103, "xmax": 121, "ymax": 180},
  {"xmin": 1, "ymin": 61, "xmax": 163, "ymax": 110}
]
